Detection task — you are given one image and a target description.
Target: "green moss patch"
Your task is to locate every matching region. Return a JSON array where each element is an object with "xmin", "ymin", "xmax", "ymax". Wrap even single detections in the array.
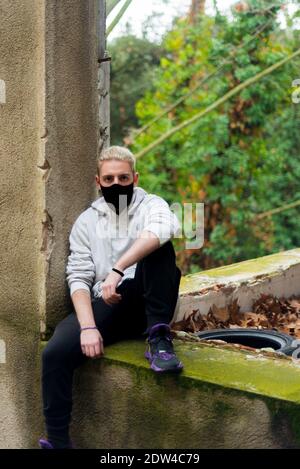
[
  {"xmin": 103, "ymin": 339, "xmax": 300, "ymax": 403},
  {"xmin": 180, "ymin": 248, "xmax": 300, "ymax": 294}
]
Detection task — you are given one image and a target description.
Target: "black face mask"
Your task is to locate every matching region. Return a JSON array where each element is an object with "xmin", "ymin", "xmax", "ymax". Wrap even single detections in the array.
[{"xmin": 99, "ymin": 182, "xmax": 134, "ymax": 215}]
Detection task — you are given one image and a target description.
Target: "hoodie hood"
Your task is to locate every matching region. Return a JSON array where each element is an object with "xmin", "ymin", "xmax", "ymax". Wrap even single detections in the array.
[{"xmin": 91, "ymin": 186, "xmax": 148, "ymax": 217}]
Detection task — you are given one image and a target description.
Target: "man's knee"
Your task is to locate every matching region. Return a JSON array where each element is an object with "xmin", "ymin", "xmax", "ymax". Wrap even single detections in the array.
[
  {"xmin": 144, "ymin": 240, "xmax": 175, "ymax": 262},
  {"xmin": 159, "ymin": 240, "xmax": 175, "ymax": 254}
]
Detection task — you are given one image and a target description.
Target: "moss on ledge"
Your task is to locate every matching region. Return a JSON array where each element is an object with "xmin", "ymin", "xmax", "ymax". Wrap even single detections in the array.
[
  {"xmin": 101, "ymin": 339, "xmax": 300, "ymax": 404},
  {"xmin": 41, "ymin": 337, "xmax": 300, "ymax": 447},
  {"xmin": 179, "ymin": 248, "xmax": 300, "ymax": 294}
]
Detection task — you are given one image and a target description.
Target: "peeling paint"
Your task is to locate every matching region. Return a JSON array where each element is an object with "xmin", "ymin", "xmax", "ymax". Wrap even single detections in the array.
[
  {"xmin": 40, "ymin": 319, "xmax": 46, "ymax": 335},
  {"xmin": 40, "ymin": 210, "xmax": 55, "ymax": 267},
  {"xmin": 180, "ymin": 248, "xmax": 300, "ymax": 295},
  {"xmin": 37, "ymin": 159, "xmax": 51, "ymax": 181},
  {"xmin": 177, "ymin": 249, "xmax": 300, "ymax": 322},
  {"xmin": 40, "ymin": 128, "xmax": 48, "ymax": 139}
]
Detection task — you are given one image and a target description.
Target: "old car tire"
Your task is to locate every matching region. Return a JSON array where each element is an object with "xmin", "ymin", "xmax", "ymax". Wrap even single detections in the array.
[{"xmin": 196, "ymin": 328, "xmax": 296, "ymax": 356}]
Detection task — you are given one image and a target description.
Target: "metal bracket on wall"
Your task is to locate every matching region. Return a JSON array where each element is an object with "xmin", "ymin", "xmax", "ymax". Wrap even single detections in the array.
[{"xmin": 98, "ymin": 56, "xmax": 111, "ymax": 64}]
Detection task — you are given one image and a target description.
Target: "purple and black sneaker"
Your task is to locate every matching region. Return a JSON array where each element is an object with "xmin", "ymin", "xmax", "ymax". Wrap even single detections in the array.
[
  {"xmin": 145, "ymin": 323, "xmax": 183, "ymax": 373},
  {"xmin": 39, "ymin": 438, "xmax": 54, "ymax": 449},
  {"xmin": 38, "ymin": 438, "xmax": 75, "ymax": 449}
]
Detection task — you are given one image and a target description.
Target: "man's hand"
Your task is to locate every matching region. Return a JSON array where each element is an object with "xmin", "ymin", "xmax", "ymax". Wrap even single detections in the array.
[
  {"xmin": 80, "ymin": 329, "xmax": 104, "ymax": 358},
  {"xmin": 101, "ymin": 270, "xmax": 122, "ymax": 306}
]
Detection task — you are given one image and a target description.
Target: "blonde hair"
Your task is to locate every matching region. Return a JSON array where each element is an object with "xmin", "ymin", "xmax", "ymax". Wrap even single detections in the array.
[{"xmin": 97, "ymin": 146, "xmax": 136, "ymax": 174}]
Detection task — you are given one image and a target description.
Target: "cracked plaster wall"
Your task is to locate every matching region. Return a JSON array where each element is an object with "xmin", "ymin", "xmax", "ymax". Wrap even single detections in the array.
[{"xmin": 0, "ymin": 0, "xmax": 98, "ymax": 448}]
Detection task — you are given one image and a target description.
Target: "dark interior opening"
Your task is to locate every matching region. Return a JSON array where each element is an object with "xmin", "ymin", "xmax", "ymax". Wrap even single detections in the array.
[{"xmin": 204, "ymin": 334, "xmax": 281, "ymax": 350}]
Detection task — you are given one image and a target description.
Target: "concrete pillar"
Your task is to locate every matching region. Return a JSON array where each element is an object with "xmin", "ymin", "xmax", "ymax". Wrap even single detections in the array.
[{"xmin": 0, "ymin": 0, "xmax": 99, "ymax": 448}]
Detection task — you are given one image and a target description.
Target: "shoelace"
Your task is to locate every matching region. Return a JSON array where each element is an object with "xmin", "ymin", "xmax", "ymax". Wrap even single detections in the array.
[{"xmin": 149, "ymin": 335, "xmax": 174, "ymax": 355}]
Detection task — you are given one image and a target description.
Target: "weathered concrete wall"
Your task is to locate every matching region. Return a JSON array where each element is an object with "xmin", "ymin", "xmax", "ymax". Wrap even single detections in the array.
[
  {"xmin": 43, "ymin": 0, "xmax": 98, "ymax": 333},
  {"xmin": 0, "ymin": 0, "xmax": 98, "ymax": 448},
  {"xmin": 174, "ymin": 248, "xmax": 300, "ymax": 323},
  {"xmin": 0, "ymin": 0, "xmax": 45, "ymax": 449},
  {"xmin": 70, "ymin": 340, "xmax": 300, "ymax": 449}
]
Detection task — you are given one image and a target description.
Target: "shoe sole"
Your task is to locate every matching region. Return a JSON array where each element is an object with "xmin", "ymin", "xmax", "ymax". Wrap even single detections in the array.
[
  {"xmin": 38, "ymin": 438, "xmax": 75, "ymax": 449},
  {"xmin": 145, "ymin": 351, "xmax": 184, "ymax": 373},
  {"xmin": 39, "ymin": 439, "xmax": 54, "ymax": 449}
]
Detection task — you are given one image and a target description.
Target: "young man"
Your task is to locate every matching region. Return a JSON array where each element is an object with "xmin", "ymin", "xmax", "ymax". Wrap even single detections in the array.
[{"xmin": 39, "ymin": 146, "xmax": 183, "ymax": 449}]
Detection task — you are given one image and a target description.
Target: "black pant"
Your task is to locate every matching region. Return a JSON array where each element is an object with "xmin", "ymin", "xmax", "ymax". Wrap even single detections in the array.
[{"xmin": 42, "ymin": 240, "xmax": 181, "ymax": 432}]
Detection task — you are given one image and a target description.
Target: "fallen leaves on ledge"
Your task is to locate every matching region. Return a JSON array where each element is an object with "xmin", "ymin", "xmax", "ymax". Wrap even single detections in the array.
[{"xmin": 171, "ymin": 294, "xmax": 300, "ymax": 339}]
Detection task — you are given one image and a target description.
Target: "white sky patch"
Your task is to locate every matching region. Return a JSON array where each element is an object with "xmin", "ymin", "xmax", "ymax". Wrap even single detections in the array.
[
  {"xmin": 107, "ymin": 0, "xmax": 299, "ymax": 43},
  {"xmin": 278, "ymin": 3, "xmax": 300, "ymax": 29},
  {"xmin": 107, "ymin": 0, "xmax": 237, "ymax": 42}
]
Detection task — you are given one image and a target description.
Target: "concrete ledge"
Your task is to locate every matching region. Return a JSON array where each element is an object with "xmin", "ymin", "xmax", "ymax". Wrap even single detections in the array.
[
  {"xmin": 39, "ymin": 249, "xmax": 300, "ymax": 449},
  {"xmin": 69, "ymin": 339, "xmax": 300, "ymax": 449},
  {"xmin": 176, "ymin": 248, "xmax": 300, "ymax": 322}
]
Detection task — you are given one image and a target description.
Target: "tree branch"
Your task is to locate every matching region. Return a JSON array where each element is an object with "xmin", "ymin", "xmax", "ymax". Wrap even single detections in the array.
[
  {"xmin": 130, "ymin": 16, "xmax": 274, "ymax": 142},
  {"xmin": 107, "ymin": 0, "xmax": 133, "ymax": 36},
  {"xmin": 106, "ymin": 0, "xmax": 122, "ymax": 16},
  {"xmin": 254, "ymin": 200, "xmax": 300, "ymax": 220},
  {"xmin": 135, "ymin": 47, "xmax": 300, "ymax": 159}
]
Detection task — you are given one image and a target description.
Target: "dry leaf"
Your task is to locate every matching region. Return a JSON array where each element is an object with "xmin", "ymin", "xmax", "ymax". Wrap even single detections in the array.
[
  {"xmin": 172, "ymin": 294, "xmax": 300, "ymax": 343},
  {"xmin": 211, "ymin": 304, "xmax": 230, "ymax": 322}
]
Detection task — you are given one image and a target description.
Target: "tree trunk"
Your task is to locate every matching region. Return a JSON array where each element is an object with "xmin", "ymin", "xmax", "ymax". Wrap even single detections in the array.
[{"xmin": 189, "ymin": 0, "xmax": 205, "ymax": 23}]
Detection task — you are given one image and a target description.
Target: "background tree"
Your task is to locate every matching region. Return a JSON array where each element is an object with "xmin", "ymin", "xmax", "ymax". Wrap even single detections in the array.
[
  {"xmin": 109, "ymin": 35, "xmax": 163, "ymax": 144},
  {"xmin": 131, "ymin": 0, "xmax": 300, "ymax": 274},
  {"xmin": 189, "ymin": 0, "xmax": 205, "ymax": 23}
]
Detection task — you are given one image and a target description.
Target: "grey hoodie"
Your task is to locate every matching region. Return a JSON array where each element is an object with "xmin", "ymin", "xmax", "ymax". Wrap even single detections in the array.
[{"xmin": 66, "ymin": 186, "xmax": 181, "ymax": 299}]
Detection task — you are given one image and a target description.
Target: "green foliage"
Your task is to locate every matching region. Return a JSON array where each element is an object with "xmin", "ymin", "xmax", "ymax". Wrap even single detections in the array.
[
  {"xmin": 109, "ymin": 35, "xmax": 162, "ymax": 144},
  {"xmin": 131, "ymin": 0, "xmax": 300, "ymax": 273}
]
